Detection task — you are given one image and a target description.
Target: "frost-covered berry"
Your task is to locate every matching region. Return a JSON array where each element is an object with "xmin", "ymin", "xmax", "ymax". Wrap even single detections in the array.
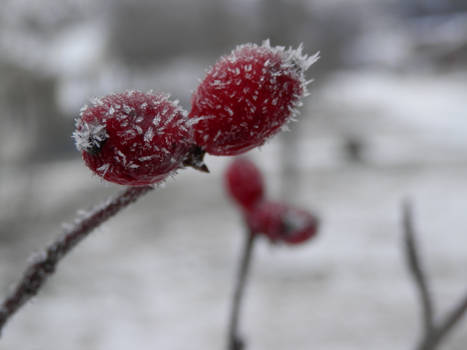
[
  {"xmin": 73, "ymin": 90, "xmax": 192, "ymax": 185},
  {"xmin": 189, "ymin": 40, "xmax": 319, "ymax": 156},
  {"xmin": 225, "ymin": 158, "xmax": 264, "ymax": 209},
  {"xmin": 246, "ymin": 201, "xmax": 319, "ymax": 245}
]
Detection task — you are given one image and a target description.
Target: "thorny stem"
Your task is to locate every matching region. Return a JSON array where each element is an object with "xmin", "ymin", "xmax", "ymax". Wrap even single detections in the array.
[
  {"xmin": 402, "ymin": 200, "xmax": 435, "ymax": 335},
  {"xmin": 0, "ymin": 185, "xmax": 153, "ymax": 336},
  {"xmin": 403, "ymin": 200, "xmax": 467, "ymax": 350},
  {"xmin": 228, "ymin": 230, "xmax": 257, "ymax": 350}
]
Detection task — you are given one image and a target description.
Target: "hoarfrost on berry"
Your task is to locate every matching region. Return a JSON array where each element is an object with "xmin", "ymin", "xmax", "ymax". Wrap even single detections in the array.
[
  {"xmin": 189, "ymin": 40, "xmax": 319, "ymax": 156},
  {"xmin": 73, "ymin": 90, "xmax": 193, "ymax": 186},
  {"xmin": 246, "ymin": 200, "xmax": 319, "ymax": 245}
]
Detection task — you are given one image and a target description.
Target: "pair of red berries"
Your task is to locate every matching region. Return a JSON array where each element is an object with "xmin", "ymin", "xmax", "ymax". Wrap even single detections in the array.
[
  {"xmin": 225, "ymin": 158, "xmax": 319, "ymax": 245},
  {"xmin": 74, "ymin": 41, "xmax": 318, "ymax": 185}
]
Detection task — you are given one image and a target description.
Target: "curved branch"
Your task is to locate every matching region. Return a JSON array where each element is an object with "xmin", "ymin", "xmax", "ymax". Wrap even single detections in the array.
[
  {"xmin": 418, "ymin": 288, "xmax": 467, "ymax": 350},
  {"xmin": 403, "ymin": 200, "xmax": 467, "ymax": 350},
  {"xmin": 402, "ymin": 199, "xmax": 435, "ymax": 335},
  {"xmin": 436, "ymin": 291, "xmax": 467, "ymax": 341},
  {"xmin": 0, "ymin": 185, "xmax": 153, "ymax": 335}
]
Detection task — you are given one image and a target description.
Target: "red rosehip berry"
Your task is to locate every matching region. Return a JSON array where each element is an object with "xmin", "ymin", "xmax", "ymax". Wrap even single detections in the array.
[
  {"xmin": 189, "ymin": 40, "xmax": 319, "ymax": 156},
  {"xmin": 246, "ymin": 200, "xmax": 319, "ymax": 245},
  {"xmin": 225, "ymin": 158, "xmax": 265, "ymax": 209},
  {"xmin": 73, "ymin": 90, "xmax": 193, "ymax": 186}
]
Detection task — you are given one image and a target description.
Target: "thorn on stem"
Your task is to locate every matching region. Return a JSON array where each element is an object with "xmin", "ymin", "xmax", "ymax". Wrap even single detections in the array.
[{"xmin": 183, "ymin": 145, "xmax": 210, "ymax": 173}]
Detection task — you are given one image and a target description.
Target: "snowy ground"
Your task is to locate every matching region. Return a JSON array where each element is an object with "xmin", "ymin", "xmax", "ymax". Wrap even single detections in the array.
[{"xmin": 1, "ymin": 70, "xmax": 467, "ymax": 350}]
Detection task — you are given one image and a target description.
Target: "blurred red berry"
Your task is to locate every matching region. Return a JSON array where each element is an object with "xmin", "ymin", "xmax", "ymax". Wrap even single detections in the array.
[
  {"xmin": 73, "ymin": 90, "xmax": 192, "ymax": 185},
  {"xmin": 225, "ymin": 158, "xmax": 265, "ymax": 209},
  {"xmin": 246, "ymin": 201, "xmax": 319, "ymax": 245},
  {"xmin": 189, "ymin": 40, "xmax": 318, "ymax": 156}
]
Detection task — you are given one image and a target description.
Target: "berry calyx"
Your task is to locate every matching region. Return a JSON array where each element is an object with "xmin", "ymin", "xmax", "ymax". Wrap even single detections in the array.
[
  {"xmin": 225, "ymin": 157, "xmax": 265, "ymax": 209},
  {"xmin": 189, "ymin": 40, "xmax": 319, "ymax": 156},
  {"xmin": 246, "ymin": 200, "xmax": 319, "ymax": 245},
  {"xmin": 73, "ymin": 90, "xmax": 193, "ymax": 186}
]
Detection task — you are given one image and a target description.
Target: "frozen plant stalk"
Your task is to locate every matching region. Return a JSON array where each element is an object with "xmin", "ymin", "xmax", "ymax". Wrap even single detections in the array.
[{"xmin": 0, "ymin": 185, "xmax": 153, "ymax": 334}]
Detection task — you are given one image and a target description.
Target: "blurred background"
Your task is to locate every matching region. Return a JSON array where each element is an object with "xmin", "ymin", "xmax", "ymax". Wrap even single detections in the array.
[{"xmin": 1, "ymin": 0, "xmax": 467, "ymax": 349}]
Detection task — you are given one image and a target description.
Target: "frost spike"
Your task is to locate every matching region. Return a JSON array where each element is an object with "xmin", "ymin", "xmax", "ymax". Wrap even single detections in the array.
[
  {"xmin": 188, "ymin": 40, "xmax": 318, "ymax": 156},
  {"xmin": 74, "ymin": 90, "xmax": 193, "ymax": 186}
]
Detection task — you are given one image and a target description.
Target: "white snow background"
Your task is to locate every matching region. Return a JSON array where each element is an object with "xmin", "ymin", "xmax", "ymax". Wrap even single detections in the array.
[{"xmin": 1, "ymin": 0, "xmax": 467, "ymax": 349}]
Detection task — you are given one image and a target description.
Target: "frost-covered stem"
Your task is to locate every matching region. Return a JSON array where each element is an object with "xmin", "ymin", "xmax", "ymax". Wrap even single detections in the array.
[
  {"xmin": 228, "ymin": 230, "xmax": 257, "ymax": 350},
  {"xmin": 0, "ymin": 185, "xmax": 153, "ymax": 336},
  {"xmin": 402, "ymin": 200, "xmax": 435, "ymax": 336}
]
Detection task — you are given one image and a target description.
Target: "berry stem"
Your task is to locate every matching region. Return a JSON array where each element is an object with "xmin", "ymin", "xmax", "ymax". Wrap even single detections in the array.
[
  {"xmin": 0, "ymin": 185, "xmax": 153, "ymax": 336},
  {"xmin": 228, "ymin": 229, "xmax": 257, "ymax": 350},
  {"xmin": 183, "ymin": 145, "xmax": 209, "ymax": 173}
]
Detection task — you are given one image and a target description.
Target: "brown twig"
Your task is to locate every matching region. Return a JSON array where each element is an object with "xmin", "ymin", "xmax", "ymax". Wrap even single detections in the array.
[
  {"xmin": 0, "ymin": 185, "xmax": 153, "ymax": 335},
  {"xmin": 431, "ymin": 291, "xmax": 467, "ymax": 347},
  {"xmin": 402, "ymin": 199, "xmax": 435, "ymax": 335},
  {"xmin": 228, "ymin": 230, "xmax": 257, "ymax": 350},
  {"xmin": 416, "ymin": 287, "xmax": 467, "ymax": 350},
  {"xmin": 403, "ymin": 200, "xmax": 467, "ymax": 350}
]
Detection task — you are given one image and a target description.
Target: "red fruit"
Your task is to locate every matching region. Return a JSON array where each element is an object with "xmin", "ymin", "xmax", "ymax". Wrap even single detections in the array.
[
  {"xmin": 246, "ymin": 201, "xmax": 319, "ymax": 245},
  {"xmin": 225, "ymin": 158, "xmax": 265, "ymax": 209},
  {"xmin": 189, "ymin": 40, "xmax": 319, "ymax": 156},
  {"xmin": 73, "ymin": 90, "xmax": 192, "ymax": 185}
]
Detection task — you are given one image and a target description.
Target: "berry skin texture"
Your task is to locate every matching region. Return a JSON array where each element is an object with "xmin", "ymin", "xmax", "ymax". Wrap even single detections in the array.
[
  {"xmin": 189, "ymin": 40, "xmax": 319, "ymax": 156},
  {"xmin": 246, "ymin": 201, "xmax": 319, "ymax": 245},
  {"xmin": 73, "ymin": 90, "xmax": 192, "ymax": 186},
  {"xmin": 225, "ymin": 158, "xmax": 265, "ymax": 209}
]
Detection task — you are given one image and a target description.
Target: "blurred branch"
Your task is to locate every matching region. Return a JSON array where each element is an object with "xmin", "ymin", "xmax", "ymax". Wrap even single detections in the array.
[
  {"xmin": 431, "ymin": 290, "xmax": 467, "ymax": 347},
  {"xmin": 228, "ymin": 230, "xmax": 257, "ymax": 350},
  {"xmin": 0, "ymin": 185, "xmax": 153, "ymax": 336},
  {"xmin": 402, "ymin": 199, "xmax": 435, "ymax": 335},
  {"xmin": 403, "ymin": 200, "xmax": 467, "ymax": 350},
  {"xmin": 417, "ymin": 289, "xmax": 467, "ymax": 350}
]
